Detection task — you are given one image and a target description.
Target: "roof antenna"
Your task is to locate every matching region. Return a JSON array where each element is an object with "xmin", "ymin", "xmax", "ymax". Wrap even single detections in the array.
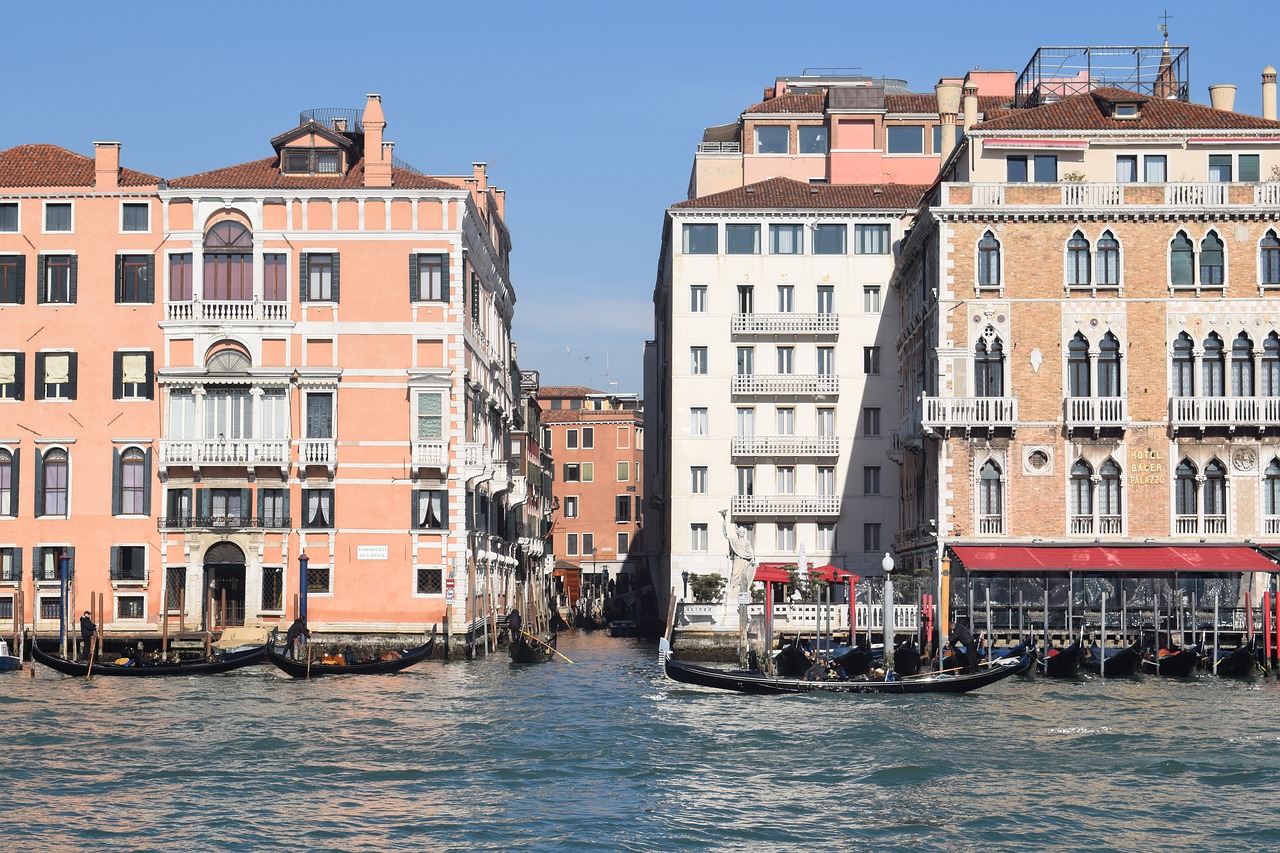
[{"xmin": 564, "ymin": 346, "xmax": 572, "ymax": 383}]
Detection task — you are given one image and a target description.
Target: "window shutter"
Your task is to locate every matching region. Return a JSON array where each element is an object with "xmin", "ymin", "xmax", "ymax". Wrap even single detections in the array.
[
  {"xmin": 330, "ymin": 253, "xmax": 340, "ymax": 303},
  {"xmin": 142, "ymin": 448, "xmax": 153, "ymax": 516},
  {"xmin": 411, "ymin": 489, "xmax": 420, "ymax": 528},
  {"xmin": 111, "ymin": 448, "xmax": 122, "ymax": 515},
  {"xmin": 299, "ymin": 253, "xmax": 309, "ymax": 302},
  {"xmin": 11, "ymin": 547, "xmax": 19, "ymax": 579},
  {"xmin": 441, "ymin": 491, "xmax": 449, "ymax": 526},
  {"xmin": 197, "ymin": 488, "xmax": 211, "ymax": 520},
  {"xmin": 110, "ymin": 546, "xmax": 119, "ymax": 581},
  {"xmin": 112, "ymin": 352, "xmax": 123, "ymax": 400},
  {"xmin": 144, "ymin": 351, "xmax": 155, "ymax": 400},
  {"xmin": 32, "ymin": 548, "xmax": 39, "ymax": 579},
  {"xmin": 15, "ymin": 255, "xmax": 24, "ymax": 303},
  {"xmin": 240, "ymin": 488, "xmax": 251, "ymax": 521},
  {"xmin": 145, "ymin": 255, "xmax": 155, "ymax": 303},
  {"xmin": 257, "ymin": 488, "xmax": 265, "ymax": 521},
  {"xmin": 409, "ymin": 254, "xmax": 419, "ymax": 302},
  {"xmin": 327, "ymin": 491, "xmax": 335, "ymax": 528},
  {"xmin": 68, "ymin": 352, "xmax": 78, "ymax": 400},
  {"xmin": 115, "ymin": 255, "xmax": 123, "ymax": 303},
  {"xmin": 8, "ymin": 448, "xmax": 18, "ymax": 517},
  {"xmin": 13, "ymin": 352, "xmax": 24, "ymax": 400},
  {"xmin": 68, "ymin": 257, "xmax": 77, "ymax": 303},
  {"xmin": 33, "ymin": 450, "xmax": 44, "ymax": 516},
  {"xmin": 441, "ymin": 255, "xmax": 450, "ymax": 301},
  {"xmin": 282, "ymin": 490, "xmax": 291, "ymax": 526},
  {"xmin": 67, "ymin": 546, "xmax": 75, "ymax": 580},
  {"xmin": 35, "ymin": 256, "xmax": 45, "ymax": 304}
]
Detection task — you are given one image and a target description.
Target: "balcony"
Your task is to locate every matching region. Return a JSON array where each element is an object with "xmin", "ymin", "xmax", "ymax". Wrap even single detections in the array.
[
  {"xmin": 921, "ymin": 396, "xmax": 1018, "ymax": 435},
  {"xmin": 510, "ymin": 475, "xmax": 529, "ymax": 506},
  {"xmin": 160, "ymin": 438, "xmax": 290, "ymax": 471},
  {"xmin": 1176, "ymin": 515, "xmax": 1227, "ymax": 535},
  {"xmin": 731, "ymin": 494, "xmax": 841, "ymax": 517},
  {"xmin": 696, "ymin": 141, "xmax": 741, "ymax": 154},
  {"xmin": 1170, "ymin": 396, "xmax": 1280, "ymax": 432},
  {"xmin": 943, "ymin": 181, "xmax": 1272, "ymax": 210},
  {"xmin": 732, "ymin": 435, "xmax": 839, "ymax": 457},
  {"xmin": 412, "ymin": 440, "xmax": 447, "ymax": 469},
  {"xmin": 158, "ymin": 515, "xmax": 292, "ymax": 531},
  {"xmin": 732, "ymin": 313, "xmax": 839, "ymax": 336},
  {"xmin": 1071, "ymin": 515, "xmax": 1123, "ymax": 536},
  {"xmin": 1065, "ymin": 397, "xmax": 1127, "ymax": 432},
  {"xmin": 166, "ymin": 300, "xmax": 290, "ymax": 322},
  {"xmin": 977, "ymin": 516, "xmax": 1004, "ymax": 535},
  {"xmin": 298, "ymin": 439, "xmax": 336, "ymax": 475},
  {"xmin": 733, "ymin": 374, "xmax": 839, "ymax": 396},
  {"xmin": 1266, "ymin": 516, "xmax": 1280, "ymax": 536}
]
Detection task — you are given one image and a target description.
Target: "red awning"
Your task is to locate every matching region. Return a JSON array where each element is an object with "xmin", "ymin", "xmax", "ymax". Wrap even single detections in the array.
[
  {"xmin": 754, "ymin": 563, "xmax": 792, "ymax": 583},
  {"xmin": 809, "ymin": 564, "xmax": 859, "ymax": 583},
  {"xmin": 950, "ymin": 545, "xmax": 1279, "ymax": 574}
]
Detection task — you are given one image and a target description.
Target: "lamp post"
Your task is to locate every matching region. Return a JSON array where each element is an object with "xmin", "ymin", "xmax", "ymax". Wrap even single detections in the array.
[
  {"xmin": 298, "ymin": 551, "xmax": 309, "ymax": 621},
  {"xmin": 681, "ymin": 570, "xmax": 689, "ymax": 600},
  {"xmin": 882, "ymin": 552, "xmax": 895, "ymax": 675}
]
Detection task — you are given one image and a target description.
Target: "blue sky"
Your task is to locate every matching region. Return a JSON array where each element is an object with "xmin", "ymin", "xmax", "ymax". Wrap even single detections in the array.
[{"xmin": 2, "ymin": 1, "xmax": 1276, "ymax": 394}]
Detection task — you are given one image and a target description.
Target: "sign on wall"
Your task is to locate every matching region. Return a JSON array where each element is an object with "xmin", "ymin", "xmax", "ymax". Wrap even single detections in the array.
[{"xmin": 357, "ymin": 545, "xmax": 389, "ymax": 560}]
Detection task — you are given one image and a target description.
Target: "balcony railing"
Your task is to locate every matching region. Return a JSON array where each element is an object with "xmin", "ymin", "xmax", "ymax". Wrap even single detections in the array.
[
  {"xmin": 1071, "ymin": 515, "xmax": 1122, "ymax": 535},
  {"xmin": 160, "ymin": 439, "xmax": 290, "ymax": 466},
  {"xmin": 921, "ymin": 396, "xmax": 1018, "ymax": 434},
  {"xmin": 730, "ymin": 495, "xmax": 841, "ymax": 516},
  {"xmin": 1065, "ymin": 397, "xmax": 1127, "ymax": 429},
  {"xmin": 732, "ymin": 313, "xmax": 839, "ymax": 335},
  {"xmin": 1061, "ymin": 183, "xmax": 1124, "ymax": 206},
  {"xmin": 731, "ymin": 435, "xmax": 839, "ymax": 457},
  {"xmin": 158, "ymin": 515, "xmax": 292, "ymax": 531},
  {"xmin": 413, "ymin": 440, "xmax": 448, "ymax": 468},
  {"xmin": 0, "ymin": 567, "xmax": 20, "ymax": 584},
  {"xmin": 166, "ymin": 300, "xmax": 290, "ymax": 322},
  {"xmin": 298, "ymin": 439, "xmax": 335, "ymax": 466},
  {"xmin": 943, "ymin": 181, "xmax": 1280, "ymax": 210},
  {"xmin": 697, "ymin": 141, "xmax": 741, "ymax": 154},
  {"xmin": 1266, "ymin": 516, "xmax": 1280, "ymax": 535},
  {"xmin": 1175, "ymin": 515, "xmax": 1227, "ymax": 535},
  {"xmin": 733, "ymin": 374, "xmax": 839, "ymax": 396},
  {"xmin": 1170, "ymin": 396, "xmax": 1280, "ymax": 431},
  {"xmin": 978, "ymin": 516, "xmax": 1004, "ymax": 535},
  {"xmin": 1165, "ymin": 183, "xmax": 1228, "ymax": 206}
]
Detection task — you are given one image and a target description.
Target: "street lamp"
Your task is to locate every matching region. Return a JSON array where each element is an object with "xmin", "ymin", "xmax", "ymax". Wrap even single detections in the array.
[{"xmin": 882, "ymin": 552, "xmax": 895, "ymax": 674}]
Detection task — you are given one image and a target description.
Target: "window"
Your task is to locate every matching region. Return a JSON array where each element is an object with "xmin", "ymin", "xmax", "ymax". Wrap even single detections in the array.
[
  {"xmin": 979, "ymin": 460, "xmax": 1003, "ymax": 532},
  {"xmin": 863, "ymin": 523, "xmax": 881, "ymax": 553},
  {"xmin": 977, "ymin": 231, "xmax": 1001, "ymax": 289},
  {"xmin": 262, "ymin": 567, "xmax": 284, "ymax": 611},
  {"xmin": 691, "ymin": 524, "xmax": 708, "ymax": 552},
  {"xmin": 169, "ymin": 253, "xmax": 193, "ymax": 302},
  {"xmin": 1033, "ymin": 155, "xmax": 1057, "ymax": 182},
  {"xmin": 1205, "ymin": 460, "xmax": 1227, "ymax": 523},
  {"xmin": 1098, "ymin": 333, "xmax": 1121, "ymax": 397},
  {"xmin": 736, "ymin": 466, "xmax": 755, "ymax": 496},
  {"xmin": 690, "ymin": 285, "xmax": 707, "ymax": 312},
  {"xmin": 115, "ymin": 254, "xmax": 154, "ymax": 304},
  {"xmin": 863, "ymin": 347, "xmax": 880, "ymax": 376},
  {"xmin": 755, "ymin": 126, "xmax": 789, "ymax": 154},
  {"xmin": 863, "ymin": 286, "xmax": 881, "ymax": 313},
  {"xmin": 1116, "ymin": 156, "xmax": 1138, "ymax": 183},
  {"xmin": 813, "ymin": 224, "xmax": 846, "ymax": 255},
  {"xmin": 1067, "ymin": 231, "xmax": 1090, "ymax": 287},
  {"xmin": 817, "ymin": 285, "xmax": 834, "ymax": 314},
  {"xmin": 416, "ymin": 392, "xmax": 443, "ymax": 441},
  {"xmin": 817, "ymin": 523, "xmax": 835, "ymax": 551},
  {"xmin": 776, "ymin": 523, "xmax": 795, "ymax": 551},
  {"xmin": 690, "ymin": 408, "xmax": 708, "ymax": 437},
  {"xmin": 38, "ymin": 255, "xmax": 75, "ymax": 304},
  {"xmin": 886, "ymin": 126, "xmax": 923, "ymax": 154},
  {"xmin": 37, "ymin": 448, "xmax": 69, "ymax": 517},
  {"xmin": 817, "ymin": 346, "xmax": 835, "ymax": 376},
  {"xmin": 122, "ymin": 203, "xmax": 149, "ymax": 233},
  {"xmin": 1070, "ymin": 460, "xmax": 1093, "ymax": 529},
  {"xmin": 582, "ymin": 428, "xmax": 594, "ymax": 449},
  {"xmin": 412, "ymin": 489, "xmax": 447, "ymax": 528},
  {"xmin": 1096, "ymin": 231, "xmax": 1120, "ymax": 287},
  {"xmin": 1006, "ymin": 156, "xmax": 1028, "ymax": 182},
  {"xmin": 690, "ymin": 346, "xmax": 708, "ymax": 374},
  {"xmin": 1099, "ymin": 460, "xmax": 1122, "ymax": 529},
  {"xmin": 283, "ymin": 147, "xmax": 341, "ymax": 175},
  {"xmin": 1068, "ymin": 333, "xmax": 1090, "ymax": 397},
  {"xmin": 114, "ymin": 447, "xmax": 149, "ymax": 516},
  {"xmin": 776, "ymin": 466, "xmax": 795, "ymax": 494},
  {"xmin": 1203, "ymin": 333, "xmax": 1226, "ymax": 397},
  {"xmin": 617, "ymin": 461, "xmax": 629, "ymax": 482},
  {"xmin": 617, "ymin": 426, "xmax": 630, "ymax": 448},
  {"xmin": 0, "ymin": 256, "xmax": 23, "ymax": 304},
  {"xmin": 1266, "ymin": 459, "xmax": 1280, "ymax": 519},
  {"xmin": 113, "ymin": 351, "xmax": 153, "ymax": 401},
  {"xmin": 563, "ymin": 463, "xmax": 580, "ymax": 482},
  {"xmin": 306, "ymin": 566, "xmax": 331, "ymax": 595},
  {"xmin": 683, "ymin": 224, "xmax": 717, "ymax": 254},
  {"xmin": 690, "ymin": 467, "xmax": 707, "ymax": 494},
  {"xmin": 1233, "ymin": 333, "xmax": 1255, "ymax": 397},
  {"xmin": 1265, "ymin": 333, "xmax": 1280, "ymax": 397},
  {"xmin": 776, "ymin": 346, "xmax": 794, "ymax": 374},
  {"xmin": 863, "ymin": 466, "xmax": 881, "ymax": 496},
  {"xmin": 110, "ymin": 546, "xmax": 146, "ymax": 582},
  {"xmin": 259, "ymin": 489, "xmax": 288, "ymax": 527},
  {"xmin": 1262, "ymin": 231, "xmax": 1280, "ymax": 286},
  {"xmin": 1209, "ymin": 154, "xmax": 1233, "ymax": 183},
  {"xmin": 1200, "ymin": 231, "xmax": 1225, "ymax": 285},
  {"xmin": 1173, "ymin": 332, "xmax": 1195, "ymax": 396},
  {"xmin": 862, "ymin": 407, "xmax": 880, "ymax": 437},
  {"xmin": 770, "ymin": 225, "xmax": 803, "ymax": 255},
  {"xmin": 564, "ymin": 495, "xmax": 579, "ymax": 518},
  {"xmin": 0, "ymin": 202, "xmax": 16, "ymax": 232},
  {"xmin": 855, "ymin": 224, "xmax": 891, "ymax": 255},
  {"xmin": 738, "ymin": 285, "xmax": 754, "ymax": 314},
  {"xmin": 581, "ymin": 462, "xmax": 595, "ymax": 482},
  {"xmin": 36, "ymin": 352, "xmax": 76, "ymax": 400},
  {"xmin": 0, "ymin": 352, "xmax": 24, "ymax": 400},
  {"xmin": 301, "ymin": 253, "xmax": 338, "ymax": 302},
  {"xmin": 411, "ymin": 254, "xmax": 449, "ymax": 301},
  {"xmin": 777, "ymin": 285, "xmax": 794, "ymax": 313},
  {"xmin": 799, "ymin": 126, "xmax": 828, "ymax": 154},
  {"xmin": 302, "ymin": 489, "xmax": 334, "ymax": 528},
  {"xmin": 776, "ymin": 407, "xmax": 794, "ymax": 435},
  {"xmin": 566, "ymin": 429, "xmax": 579, "ymax": 449},
  {"xmin": 974, "ymin": 334, "xmax": 1004, "ymax": 397},
  {"xmin": 736, "ymin": 407, "xmax": 754, "ymax": 437},
  {"xmin": 584, "ymin": 533, "xmax": 596, "ymax": 559},
  {"xmin": 617, "ymin": 532, "xmax": 630, "ymax": 555},
  {"xmin": 1144, "ymin": 156, "xmax": 1167, "ymax": 183},
  {"xmin": 737, "ymin": 347, "xmax": 755, "ymax": 376},
  {"xmin": 44, "ymin": 203, "xmax": 71, "ymax": 232},
  {"xmin": 616, "ymin": 495, "xmax": 631, "ymax": 523},
  {"xmin": 1176, "ymin": 459, "xmax": 1198, "ymax": 518},
  {"xmin": 1008, "ymin": 154, "xmax": 1056, "ymax": 181},
  {"xmin": 567, "ymin": 533, "xmax": 579, "ymax": 555},
  {"xmin": 0, "ymin": 449, "xmax": 15, "ymax": 517},
  {"xmin": 1171, "ymin": 231, "xmax": 1195, "ymax": 287},
  {"xmin": 1239, "ymin": 154, "xmax": 1261, "ymax": 182},
  {"xmin": 726, "ymin": 224, "xmax": 760, "ymax": 254},
  {"xmin": 932, "ymin": 124, "xmax": 959, "ymax": 155},
  {"xmin": 115, "ymin": 595, "xmax": 145, "ymax": 620}
]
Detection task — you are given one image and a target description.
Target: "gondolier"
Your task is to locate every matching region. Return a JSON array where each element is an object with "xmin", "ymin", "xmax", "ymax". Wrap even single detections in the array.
[
  {"xmin": 79, "ymin": 611, "xmax": 95, "ymax": 659},
  {"xmin": 285, "ymin": 616, "xmax": 310, "ymax": 660},
  {"xmin": 948, "ymin": 620, "xmax": 978, "ymax": 674},
  {"xmin": 508, "ymin": 607, "xmax": 522, "ymax": 641}
]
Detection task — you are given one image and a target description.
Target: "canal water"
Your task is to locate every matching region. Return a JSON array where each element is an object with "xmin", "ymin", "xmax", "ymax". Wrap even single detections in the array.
[{"xmin": 4, "ymin": 631, "xmax": 1280, "ymax": 852}]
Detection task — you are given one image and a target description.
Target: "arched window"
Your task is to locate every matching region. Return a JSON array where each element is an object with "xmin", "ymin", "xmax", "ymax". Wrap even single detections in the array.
[
  {"xmin": 1175, "ymin": 459, "xmax": 1198, "ymax": 517},
  {"xmin": 38, "ymin": 447, "xmax": 69, "ymax": 518},
  {"xmin": 1096, "ymin": 230, "xmax": 1120, "ymax": 286},
  {"xmin": 1099, "ymin": 459, "xmax": 1122, "ymax": 532},
  {"xmin": 1070, "ymin": 460, "xmax": 1093, "ymax": 525},
  {"xmin": 1098, "ymin": 333, "xmax": 1121, "ymax": 396},
  {"xmin": 1262, "ymin": 230, "xmax": 1280, "ymax": 286},
  {"xmin": 116, "ymin": 447, "xmax": 148, "ymax": 516},
  {"xmin": 1171, "ymin": 231, "xmax": 1194, "ymax": 287},
  {"xmin": 1200, "ymin": 231, "xmax": 1225, "ymax": 285},
  {"xmin": 1067, "ymin": 231, "xmax": 1090, "ymax": 287},
  {"xmin": 1266, "ymin": 458, "xmax": 1280, "ymax": 518},
  {"xmin": 1068, "ymin": 332, "xmax": 1091, "ymax": 397},
  {"xmin": 1172, "ymin": 332, "xmax": 1195, "ymax": 397},
  {"xmin": 977, "ymin": 231, "xmax": 1001, "ymax": 288},
  {"xmin": 0, "ymin": 448, "xmax": 13, "ymax": 518},
  {"xmin": 974, "ymin": 332, "xmax": 1005, "ymax": 397},
  {"xmin": 1202, "ymin": 333, "xmax": 1225, "ymax": 397},
  {"xmin": 203, "ymin": 220, "xmax": 253, "ymax": 301},
  {"xmin": 979, "ymin": 460, "xmax": 1003, "ymax": 533},
  {"xmin": 1204, "ymin": 459, "xmax": 1227, "ymax": 524},
  {"xmin": 1231, "ymin": 332, "xmax": 1254, "ymax": 397},
  {"xmin": 1264, "ymin": 332, "xmax": 1280, "ymax": 397}
]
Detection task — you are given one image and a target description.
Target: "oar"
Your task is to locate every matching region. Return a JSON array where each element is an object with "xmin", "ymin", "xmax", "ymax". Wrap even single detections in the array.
[
  {"xmin": 524, "ymin": 627, "xmax": 576, "ymax": 660},
  {"xmin": 305, "ymin": 645, "xmax": 312, "ymax": 680},
  {"xmin": 86, "ymin": 635, "xmax": 98, "ymax": 681}
]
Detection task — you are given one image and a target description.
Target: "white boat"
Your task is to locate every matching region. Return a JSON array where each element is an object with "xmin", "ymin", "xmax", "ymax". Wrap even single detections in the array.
[{"xmin": 0, "ymin": 638, "xmax": 20, "ymax": 672}]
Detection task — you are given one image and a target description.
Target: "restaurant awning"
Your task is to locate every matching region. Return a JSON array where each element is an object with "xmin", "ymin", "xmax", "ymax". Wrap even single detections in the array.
[
  {"xmin": 754, "ymin": 563, "xmax": 793, "ymax": 583},
  {"xmin": 809, "ymin": 564, "xmax": 859, "ymax": 583},
  {"xmin": 949, "ymin": 545, "xmax": 1279, "ymax": 574}
]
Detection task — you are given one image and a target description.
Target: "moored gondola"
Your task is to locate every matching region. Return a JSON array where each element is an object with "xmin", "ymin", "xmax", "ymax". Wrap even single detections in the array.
[
  {"xmin": 1082, "ymin": 641, "xmax": 1142, "ymax": 677},
  {"xmin": 1140, "ymin": 646, "xmax": 1201, "ymax": 677},
  {"xmin": 1039, "ymin": 641, "xmax": 1082, "ymax": 678},
  {"xmin": 660, "ymin": 638, "xmax": 1031, "ymax": 695},
  {"xmin": 266, "ymin": 635, "xmax": 436, "ymax": 678},
  {"xmin": 509, "ymin": 631, "xmax": 557, "ymax": 664},
  {"xmin": 29, "ymin": 633, "xmax": 267, "ymax": 677},
  {"xmin": 1212, "ymin": 642, "xmax": 1256, "ymax": 678}
]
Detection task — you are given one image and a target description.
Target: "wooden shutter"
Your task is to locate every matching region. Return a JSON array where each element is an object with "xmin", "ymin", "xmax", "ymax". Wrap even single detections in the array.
[
  {"xmin": 409, "ymin": 254, "xmax": 419, "ymax": 302},
  {"xmin": 13, "ymin": 352, "xmax": 23, "ymax": 400},
  {"xmin": 67, "ymin": 352, "xmax": 78, "ymax": 400},
  {"xmin": 115, "ymin": 255, "xmax": 123, "ymax": 303},
  {"xmin": 197, "ymin": 488, "xmax": 211, "ymax": 520},
  {"xmin": 330, "ymin": 253, "xmax": 340, "ymax": 303},
  {"xmin": 411, "ymin": 489, "xmax": 420, "ymax": 528},
  {"xmin": 142, "ymin": 448, "xmax": 153, "ymax": 516},
  {"xmin": 240, "ymin": 488, "xmax": 252, "ymax": 522},
  {"xmin": 144, "ymin": 351, "xmax": 155, "ymax": 400},
  {"xmin": 14, "ymin": 255, "xmax": 24, "ymax": 303},
  {"xmin": 110, "ymin": 546, "xmax": 120, "ymax": 582},
  {"xmin": 68, "ymin": 257, "xmax": 77, "ymax": 303},
  {"xmin": 7, "ymin": 448, "xmax": 17, "ymax": 517},
  {"xmin": 35, "ymin": 256, "xmax": 45, "ymax": 304},
  {"xmin": 282, "ymin": 490, "xmax": 290, "ymax": 526},
  {"xmin": 112, "ymin": 352, "xmax": 123, "ymax": 400},
  {"xmin": 67, "ymin": 546, "xmax": 75, "ymax": 579},
  {"xmin": 111, "ymin": 448, "xmax": 122, "ymax": 515},
  {"xmin": 298, "ymin": 253, "xmax": 309, "ymax": 302},
  {"xmin": 441, "ymin": 254, "xmax": 450, "ymax": 301},
  {"xmin": 33, "ymin": 448, "xmax": 44, "ymax": 515},
  {"xmin": 145, "ymin": 255, "xmax": 155, "ymax": 303}
]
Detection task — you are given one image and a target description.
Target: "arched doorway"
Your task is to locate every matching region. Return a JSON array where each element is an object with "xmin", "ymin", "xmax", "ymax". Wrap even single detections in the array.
[{"xmin": 204, "ymin": 542, "xmax": 246, "ymax": 628}]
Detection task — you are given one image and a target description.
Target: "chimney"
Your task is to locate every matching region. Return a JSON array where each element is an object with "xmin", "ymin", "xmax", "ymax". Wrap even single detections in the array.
[
  {"xmin": 1209, "ymin": 84, "xmax": 1237, "ymax": 112},
  {"xmin": 333, "ymin": 117, "xmax": 348, "ymax": 132},
  {"xmin": 363, "ymin": 94, "xmax": 392, "ymax": 188},
  {"xmin": 93, "ymin": 141, "xmax": 120, "ymax": 191},
  {"xmin": 935, "ymin": 79, "xmax": 963, "ymax": 162},
  {"xmin": 962, "ymin": 82, "xmax": 979, "ymax": 131},
  {"xmin": 473, "ymin": 162, "xmax": 488, "ymax": 192},
  {"xmin": 1264, "ymin": 66, "xmax": 1277, "ymax": 121}
]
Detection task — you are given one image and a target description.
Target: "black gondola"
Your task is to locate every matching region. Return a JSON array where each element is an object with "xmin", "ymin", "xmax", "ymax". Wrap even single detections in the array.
[
  {"xmin": 509, "ymin": 631, "xmax": 557, "ymax": 664},
  {"xmin": 1039, "ymin": 641, "xmax": 1082, "ymax": 678},
  {"xmin": 1081, "ymin": 641, "xmax": 1142, "ymax": 677},
  {"xmin": 1140, "ymin": 646, "xmax": 1201, "ymax": 677},
  {"xmin": 266, "ymin": 635, "xmax": 436, "ymax": 678},
  {"xmin": 1212, "ymin": 643, "xmax": 1256, "ymax": 678},
  {"xmin": 660, "ymin": 639, "xmax": 1031, "ymax": 695},
  {"xmin": 30, "ymin": 634, "xmax": 267, "ymax": 677}
]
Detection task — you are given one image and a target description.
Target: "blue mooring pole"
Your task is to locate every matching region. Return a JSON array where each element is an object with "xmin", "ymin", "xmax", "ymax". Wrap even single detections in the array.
[
  {"xmin": 299, "ymin": 551, "xmax": 309, "ymax": 621},
  {"xmin": 59, "ymin": 550, "xmax": 70, "ymax": 654}
]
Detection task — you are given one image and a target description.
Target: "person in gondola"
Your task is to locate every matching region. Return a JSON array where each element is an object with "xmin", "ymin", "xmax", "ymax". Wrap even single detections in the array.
[
  {"xmin": 79, "ymin": 611, "xmax": 96, "ymax": 659},
  {"xmin": 803, "ymin": 660, "xmax": 826, "ymax": 681},
  {"xmin": 285, "ymin": 616, "xmax": 310, "ymax": 660},
  {"xmin": 508, "ymin": 607, "xmax": 522, "ymax": 642},
  {"xmin": 948, "ymin": 620, "xmax": 978, "ymax": 673}
]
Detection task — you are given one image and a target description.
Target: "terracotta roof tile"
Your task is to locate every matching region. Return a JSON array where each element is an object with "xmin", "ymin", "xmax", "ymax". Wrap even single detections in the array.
[
  {"xmin": 537, "ymin": 386, "xmax": 601, "ymax": 399},
  {"xmin": 0, "ymin": 144, "xmax": 160, "ymax": 188},
  {"xmin": 744, "ymin": 93, "xmax": 825, "ymax": 114},
  {"xmin": 975, "ymin": 87, "xmax": 1280, "ymax": 132},
  {"xmin": 672, "ymin": 177, "xmax": 927, "ymax": 211},
  {"xmin": 886, "ymin": 93, "xmax": 1012, "ymax": 115},
  {"xmin": 168, "ymin": 155, "xmax": 460, "ymax": 190}
]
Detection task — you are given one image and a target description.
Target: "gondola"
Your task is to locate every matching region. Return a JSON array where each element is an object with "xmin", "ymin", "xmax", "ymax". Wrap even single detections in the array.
[
  {"xmin": 0, "ymin": 638, "xmax": 20, "ymax": 672},
  {"xmin": 1039, "ymin": 641, "xmax": 1082, "ymax": 678},
  {"xmin": 29, "ymin": 633, "xmax": 267, "ymax": 677},
  {"xmin": 1081, "ymin": 641, "xmax": 1142, "ymax": 677},
  {"xmin": 509, "ymin": 631, "xmax": 557, "ymax": 664},
  {"xmin": 1212, "ymin": 642, "xmax": 1256, "ymax": 678},
  {"xmin": 266, "ymin": 635, "xmax": 436, "ymax": 678},
  {"xmin": 775, "ymin": 642, "xmax": 878, "ymax": 678},
  {"xmin": 1140, "ymin": 646, "xmax": 1201, "ymax": 677},
  {"xmin": 660, "ymin": 638, "xmax": 1031, "ymax": 695}
]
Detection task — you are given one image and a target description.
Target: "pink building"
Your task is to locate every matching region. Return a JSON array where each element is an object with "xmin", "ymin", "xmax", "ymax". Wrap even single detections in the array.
[{"xmin": 1, "ymin": 96, "xmax": 541, "ymax": 650}]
